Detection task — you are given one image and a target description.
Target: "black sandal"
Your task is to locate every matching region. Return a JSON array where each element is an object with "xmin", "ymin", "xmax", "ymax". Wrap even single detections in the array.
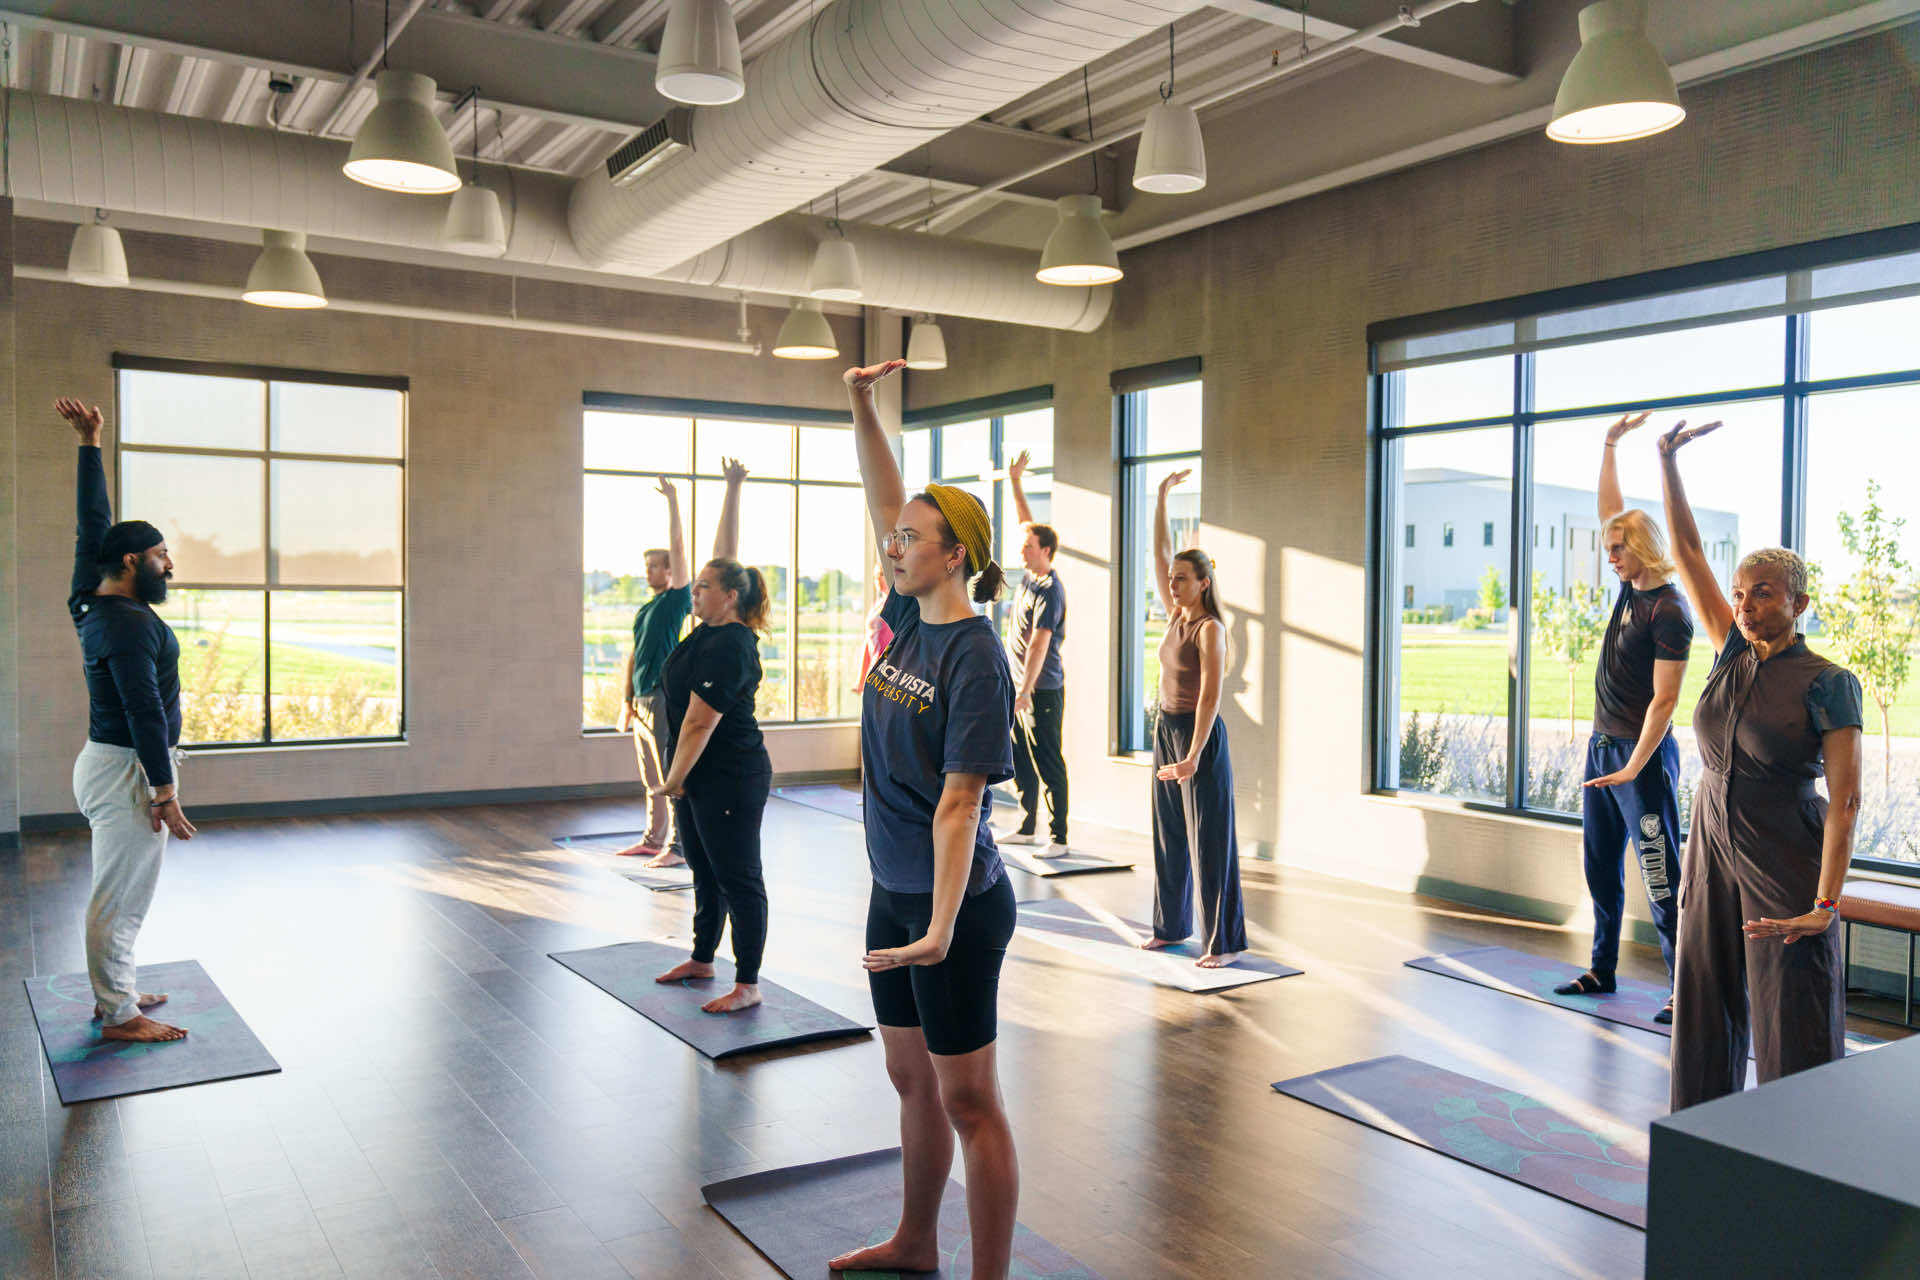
[
  {"xmin": 1653, "ymin": 996, "xmax": 1674, "ymax": 1025},
  {"xmin": 1553, "ymin": 969, "xmax": 1616, "ymax": 996}
]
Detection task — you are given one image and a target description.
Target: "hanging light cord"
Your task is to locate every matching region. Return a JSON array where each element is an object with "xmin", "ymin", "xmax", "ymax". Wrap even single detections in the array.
[
  {"xmin": 923, "ymin": 143, "xmax": 934, "ymax": 232},
  {"xmin": 382, "ymin": 0, "xmax": 391, "ymax": 69},
  {"xmin": 1160, "ymin": 25, "xmax": 1175, "ymax": 103},
  {"xmin": 1081, "ymin": 67, "xmax": 1097, "ymax": 195}
]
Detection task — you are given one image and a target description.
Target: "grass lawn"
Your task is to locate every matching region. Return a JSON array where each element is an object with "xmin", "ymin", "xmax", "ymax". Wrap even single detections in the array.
[
  {"xmin": 1399, "ymin": 632, "xmax": 1920, "ymax": 736},
  {"xmin": 176, "ymin": 626, "xmax": 397, "ymax": 696}
]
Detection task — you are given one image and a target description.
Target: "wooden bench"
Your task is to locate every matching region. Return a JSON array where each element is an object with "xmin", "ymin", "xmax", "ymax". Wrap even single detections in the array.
[{"xmin": 1839, "ymin": 878, "xmax": 1920, "ymax": 1029}]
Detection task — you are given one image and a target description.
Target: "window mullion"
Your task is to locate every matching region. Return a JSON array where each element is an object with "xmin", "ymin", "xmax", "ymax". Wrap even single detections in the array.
[{"xmin": 1509, "ymin": 350, "xmax": 1536, "ymax": 813}]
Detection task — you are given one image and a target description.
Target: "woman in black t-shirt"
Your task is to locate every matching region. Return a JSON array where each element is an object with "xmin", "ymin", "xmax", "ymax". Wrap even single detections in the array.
[{"xmin": 652, "ymin": 459, "xmax": 775, "ymax": 1015}]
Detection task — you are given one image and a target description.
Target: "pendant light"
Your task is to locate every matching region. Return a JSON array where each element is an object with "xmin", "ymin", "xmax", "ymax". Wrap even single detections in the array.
[
  {"xmin": 905, "ymin": 315, "xmax": 948, "ymax": 371},
  {"xmin": 1037, "ymin": 69, "xmax": 1122, "ymax": 287},
  {"xmin": 807, "ymin": 191, "xmax": 863, "ymax": 301},
  {"xmin": 442, "ymin": 91, "xmax": 507, "ymax": 256},
  {"xmin": 1133, "ymin": 27, "xmax": 1207, "ymax": 194},
  {"xmin": 1547, "ymin": 0, "xmax": 1684, "ymax": 144},
  {"xmin": 67, "ymin": 213, "xmax": 130, "ymax": 287},
  {"xmin": 243, "ymin": 230, "xmax": 328, "ymax": 309},
  {"xmin": 345, "ymin": 54, "xmax": 461, "ymax": 193},
  {"xmin": 771, "ymin": 298, "xmax": 837, "ymax": 359},
  {"xmin": 656, "ymin": 0, "xmax": 745, "ymax": 106}
]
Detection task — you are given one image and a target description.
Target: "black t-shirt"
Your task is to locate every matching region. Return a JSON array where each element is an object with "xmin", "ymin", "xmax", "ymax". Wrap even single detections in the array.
[
  {"xmin": 659, "ymin": 622, "xmax": 768, "ymax": 783},
  {"xmin": 1593, "ymin": 581, "xmax": 1694, "ymax": 739}
]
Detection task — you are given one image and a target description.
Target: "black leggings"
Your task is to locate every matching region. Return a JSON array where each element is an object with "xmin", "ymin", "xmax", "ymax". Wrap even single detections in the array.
[
  {"xmin": 673, "ymin": 769, "xmax": 771, "ymax": 986},
  {"xmin": 866, "ymin": 874, "xmax": 1016, "ymax": 1056}
]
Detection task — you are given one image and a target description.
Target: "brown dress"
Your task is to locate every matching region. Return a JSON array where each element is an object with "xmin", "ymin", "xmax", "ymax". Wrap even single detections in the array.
[{"xmin": 1669, "ymin": 629, "xmax": 1862, "ymax": 1111}]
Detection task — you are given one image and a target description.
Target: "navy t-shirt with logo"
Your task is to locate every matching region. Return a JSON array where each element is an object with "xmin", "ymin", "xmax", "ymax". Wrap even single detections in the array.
[
  {"xmin": 1010, "ymin": 571, "xmax": 1067, "ymax": 691},
  {"xmin": 1593, "ymin": 581, "xmax": 1695, "ymax": 739},
  {"xmin": 861, "ymin": 592, "xmax": 1014, "ymax": 896}
]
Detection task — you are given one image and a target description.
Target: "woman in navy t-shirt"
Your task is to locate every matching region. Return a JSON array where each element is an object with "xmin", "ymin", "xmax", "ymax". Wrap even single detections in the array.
[
  {"xmin": 651, "ymin": 459, "xmax": 776, "ymax": 1016},
  {"xmin": 831, "ymin": 361, "xmax": 1020, "ymax": 1278}
]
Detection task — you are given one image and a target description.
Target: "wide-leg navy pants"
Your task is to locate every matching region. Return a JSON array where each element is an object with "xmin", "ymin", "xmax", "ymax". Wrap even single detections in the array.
[{"xmin": 1150, "ymin": 711, "xmax": 1248, "ymax": 955}]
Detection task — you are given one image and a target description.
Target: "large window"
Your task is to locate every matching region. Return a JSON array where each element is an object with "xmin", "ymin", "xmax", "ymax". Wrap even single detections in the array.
[
  {"xmin": 1116, "ymin": 366, "xmax": 1202, "ymax": 754},
  {"xmin": 582, "ymin": 398, "xmax": 868, "ymax": 728},
  {"xmin": 1372, "ymin": 237, "xmax": 1920, "ymax": 873},
  {"xmin": 900, "ymin": 392, "xmax": 1056, "ymax": 648},
  {"xmin": 115, "ymin": 359, "xmax": 406, "ymax": 746}
]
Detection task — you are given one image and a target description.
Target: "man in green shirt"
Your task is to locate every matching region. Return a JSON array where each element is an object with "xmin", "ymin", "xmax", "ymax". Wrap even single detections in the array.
[{"xmin": 616, "ymin": 478, "xmax": 692, "ymax": 864}]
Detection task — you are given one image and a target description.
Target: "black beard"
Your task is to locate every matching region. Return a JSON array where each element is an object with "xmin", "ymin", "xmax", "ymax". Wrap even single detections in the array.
[{"xmin": 133, "ymin": 562, "xmax": 170, "ymax": 605}]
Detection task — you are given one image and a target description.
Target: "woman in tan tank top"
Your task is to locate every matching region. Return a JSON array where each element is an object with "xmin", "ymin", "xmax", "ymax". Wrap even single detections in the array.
[{"xmin": 1141, "ymin": 469, "xmax": 1249, "ymax": 967}]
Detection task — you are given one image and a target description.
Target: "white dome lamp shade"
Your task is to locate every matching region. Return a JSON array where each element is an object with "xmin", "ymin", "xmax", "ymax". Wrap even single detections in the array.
[
  {"xmin": 344, "ymin": 70, "xmax": 461, "ymax": 193},
  {"xmin": 1133, "ymin": 27, "xmax": 1206, "ymax": 194},
  {"xmin": 806, "ymin": 235, "xmax": 863, "ymax": 301},
  {"xmin": 1134, "ymin": 100, "xmax": 1206, "ymax": 194},
  {"xmin": 67, "ymin": 218, "xmax": 130, "ymax": 287},
  {"xmin": 1547, "ymin": 0, "xmax": 1685, "ymax": 144},
  {"xmin": 656, "ymin": 0, "xmax": 745, "ymax": 106},
  {"xmin": 905, "ymin": 316, "xmax": 948, "ymax": 371},
  {"xmin": 1036, "ymin": 194, "xmax": 1122, "ymax": 287},
  {"xmin": 771, "ymin": 298, "xmax": 838, "ymax": 359},
  {"xmin": 243, "ymin": 230, "xmax": 328, "ymax": 309}
]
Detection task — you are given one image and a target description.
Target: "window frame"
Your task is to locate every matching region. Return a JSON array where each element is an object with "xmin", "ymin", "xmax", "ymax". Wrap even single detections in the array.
[
  {"xmin": 1114, "ymin": 360, "xmax": 1204, "ymax": 759},
  {"xmin": 1366, "ymin": 224, "xmax": 1920, "ymax": 879},
  {"xmin": 581, "ymin": 393, "xmax": 869, "ymax": 730},
  {"xmin": 112, "ymin": 354, "xmax": 409, "ymax": 751}
]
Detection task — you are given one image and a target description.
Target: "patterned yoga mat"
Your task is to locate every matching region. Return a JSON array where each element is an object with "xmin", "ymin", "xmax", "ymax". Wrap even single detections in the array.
[
  {"xmin": 1272, "ymin": 1054, "xmax": 1649, "ymax": 1228},
  {"xmin": 704, "ymin": 1147, "xmax": 1105, "ymax": 1278},
  {"xmin": 24, "ymin": 959, "xmax": 280, "ymax": 1105}
]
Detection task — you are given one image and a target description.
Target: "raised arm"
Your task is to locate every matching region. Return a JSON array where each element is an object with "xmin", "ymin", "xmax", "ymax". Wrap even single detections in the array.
[
  {"xmin": 59, "ymin": 399, "xmax": 112, "ymax": 624},
  {"xmin": 1657, "ymin": 420, "xmax": 1733, "ymax": 652},
  {"xmin": 1152, "ymin": 469, "xmax": 1191, "ymax": 618},
  {"xmin": 1597, "ymin": 411, "xmax": 1649, "ymax": 523},
  {"xmin": 844, "ymin": 361, "xmax": 908, "ymax": 550},
  {"xmin": 1007, "ymin": 449, "xmax": 1036, "ymax": 526},
  {"xmin": 713, "ymin": 457, "xmax": 748, "ymax": 562},
  {"xmin": 657, "ymin": 477, "xmax": 690, "ymax": 589}
]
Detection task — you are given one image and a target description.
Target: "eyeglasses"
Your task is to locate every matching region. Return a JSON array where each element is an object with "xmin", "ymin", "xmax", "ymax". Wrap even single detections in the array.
[{"xmin": 882, "ymin": 528, "xmax": 939, "ymax": 554}]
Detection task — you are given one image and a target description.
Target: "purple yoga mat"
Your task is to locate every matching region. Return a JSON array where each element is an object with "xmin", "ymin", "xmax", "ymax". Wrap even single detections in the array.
[{"xmin": 1272, "ymin": 1054, "xmax": 1649, "ymax": 1228}]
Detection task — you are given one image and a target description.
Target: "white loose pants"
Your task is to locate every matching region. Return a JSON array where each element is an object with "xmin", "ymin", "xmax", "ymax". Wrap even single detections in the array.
[{"xmin": 72, "ymin": 741, "xmax": 171, "ymax": 1027}]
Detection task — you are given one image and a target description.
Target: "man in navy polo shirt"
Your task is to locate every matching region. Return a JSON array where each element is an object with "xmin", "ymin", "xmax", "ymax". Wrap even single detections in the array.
[{"xmin": 1002, "ymin": 450, "xmax": 1070, "ymax": 856}]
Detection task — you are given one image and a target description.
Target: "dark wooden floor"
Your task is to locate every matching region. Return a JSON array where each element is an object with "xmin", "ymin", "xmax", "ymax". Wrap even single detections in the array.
[{"xmin": 1, "ymin": 795, "xmax": 1904, "ymax": 1279}]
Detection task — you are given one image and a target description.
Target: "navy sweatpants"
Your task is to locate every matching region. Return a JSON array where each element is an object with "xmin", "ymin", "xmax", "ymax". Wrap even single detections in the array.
[
  {"xmin": 1150, "ymin": 711, "xmax": 1248, "ymax": 955},
  {"xmin": 1581, "ymin": 732, "xmax": 1682, "ymax": 979}
]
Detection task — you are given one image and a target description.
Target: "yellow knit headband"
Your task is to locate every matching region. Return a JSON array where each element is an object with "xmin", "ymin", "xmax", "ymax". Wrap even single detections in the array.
[{"xmin": 922, "ymin": 484, "xmax": 995, "ymax": 579}]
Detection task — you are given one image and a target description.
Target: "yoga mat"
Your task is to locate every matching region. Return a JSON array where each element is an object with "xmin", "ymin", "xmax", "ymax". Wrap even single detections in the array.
[
  {"xmin": 1405, "ymin": 946, "xmax": 1885, "ymax": 1054},
  {"xmin": 551, "ymin": 831, "xmax": 694, "ymax": 891},
  {"xmin": 703, "ymin": 1147, "xmax": 1105, "ymax": 1278},
  {"xmin": 1272, "ymin": 1055, "xmax": 1649, "ymax": 1228},
  {"xmin": 999, "ymin": 843, "xmax": 1134, "ymax": 879},
  {"xmin": 772, "ymin": 784, "xmax": 866, "ymax": 824},
  {"xmin": 1015, "ymin": 899, "xmax": 1301, "ymax": 992},
  {"xmin": 549, "ymin": 940, "xmax": 870, "ymax": 1059},
  {"xmin": 24, "ymin": 960, "xmax": 280, "ymax": 1105}
]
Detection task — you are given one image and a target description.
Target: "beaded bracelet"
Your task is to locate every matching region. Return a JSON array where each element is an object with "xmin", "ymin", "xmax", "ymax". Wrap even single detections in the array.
[{"xmin": 1814, "ymin": 897, "xmax": 1839, "ymax": 913}]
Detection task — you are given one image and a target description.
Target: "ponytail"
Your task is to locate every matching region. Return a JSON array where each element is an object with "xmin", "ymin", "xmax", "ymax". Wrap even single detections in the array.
[
  {"xmin": 705, "ymin": 557, "xmax": 771, "ymax": 633},
  {"xmin": 971, "ymin": 561, "xmax": 1005, "ymax": 604}
]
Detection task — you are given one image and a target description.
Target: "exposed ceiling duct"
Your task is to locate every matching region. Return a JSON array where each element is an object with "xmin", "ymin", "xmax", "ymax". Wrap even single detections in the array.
[
  {"xmin": 3, "ymin": 92, "xmax": 1109, "ymax": 332},
  {"xmin": 565, "ymin": 0, "xmax": 1208, "ymax": 275}
]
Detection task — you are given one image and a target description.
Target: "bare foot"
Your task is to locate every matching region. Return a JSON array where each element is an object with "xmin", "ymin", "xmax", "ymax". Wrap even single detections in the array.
[
  {"xmin": 1196, "ymin": 951, "xmax": 1242, "ymax": 969},
  {"xmin": 828, "ymin": 1237, "xmax": 939, "ymax": 1273},
  {"xmin": 101, "ymin": 1015, "xmax": 188, "ymax": 1043},
  {"xmin": 701, "ymin": 983, "xmax": 762, "ymax": 1014},
  {"xmin": 655, "ymin": 959, "xmax": 716, "ymax": 984},
  {"xmin": 1141, "ymin": 936, "xmax": 1182, "ymax": 951},
  {"xmin": 641, "ymin": 850, "xmax": 686, "ymax": 869},
  {"xmin": 93, "ymin": 992, "xmax": 168, "ymax": 1019},
  {"xmin": 612, "ymin": 839, "xmax": 664, "ymax": 858}
]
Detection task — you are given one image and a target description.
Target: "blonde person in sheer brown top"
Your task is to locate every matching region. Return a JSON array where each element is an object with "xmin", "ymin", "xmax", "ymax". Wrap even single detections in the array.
[{"xmin": 1141, "ymin": 469, "xmax": 1248, "ymax": 967}]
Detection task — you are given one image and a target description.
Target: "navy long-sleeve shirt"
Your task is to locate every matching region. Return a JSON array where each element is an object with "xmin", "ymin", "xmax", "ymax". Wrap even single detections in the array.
[{"xmin": 69, "ymin": 446, "xmax": 181, "ymax": 786}]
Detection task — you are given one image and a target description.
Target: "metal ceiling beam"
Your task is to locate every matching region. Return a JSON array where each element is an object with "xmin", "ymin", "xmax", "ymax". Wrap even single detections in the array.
[
  {"xmin": 0, "ymin": 0, "xmax": 670, "ymax": 133},
  {"xmin": 1208, "ymin": 0, "xmax": 1519, "ymax": 84}
]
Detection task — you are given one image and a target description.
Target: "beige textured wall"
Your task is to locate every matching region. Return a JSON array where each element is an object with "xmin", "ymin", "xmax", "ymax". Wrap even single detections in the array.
[
  {"xmin": 902, "ymin": 31, "xmax": 1920, "ymax": 921},
  {"xmin": 0, "ymin": 203, "xmax": 17, "ymax": 841},
  {"xmin": 10, "ymin": 223, "xmax": 862, "ymax": 819}
]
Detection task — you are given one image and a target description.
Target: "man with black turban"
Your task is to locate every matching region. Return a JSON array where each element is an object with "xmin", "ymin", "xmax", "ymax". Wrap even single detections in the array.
[{"xmin": 59, "ymin": 397, "xmax": 195, "ymax": 1044}]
